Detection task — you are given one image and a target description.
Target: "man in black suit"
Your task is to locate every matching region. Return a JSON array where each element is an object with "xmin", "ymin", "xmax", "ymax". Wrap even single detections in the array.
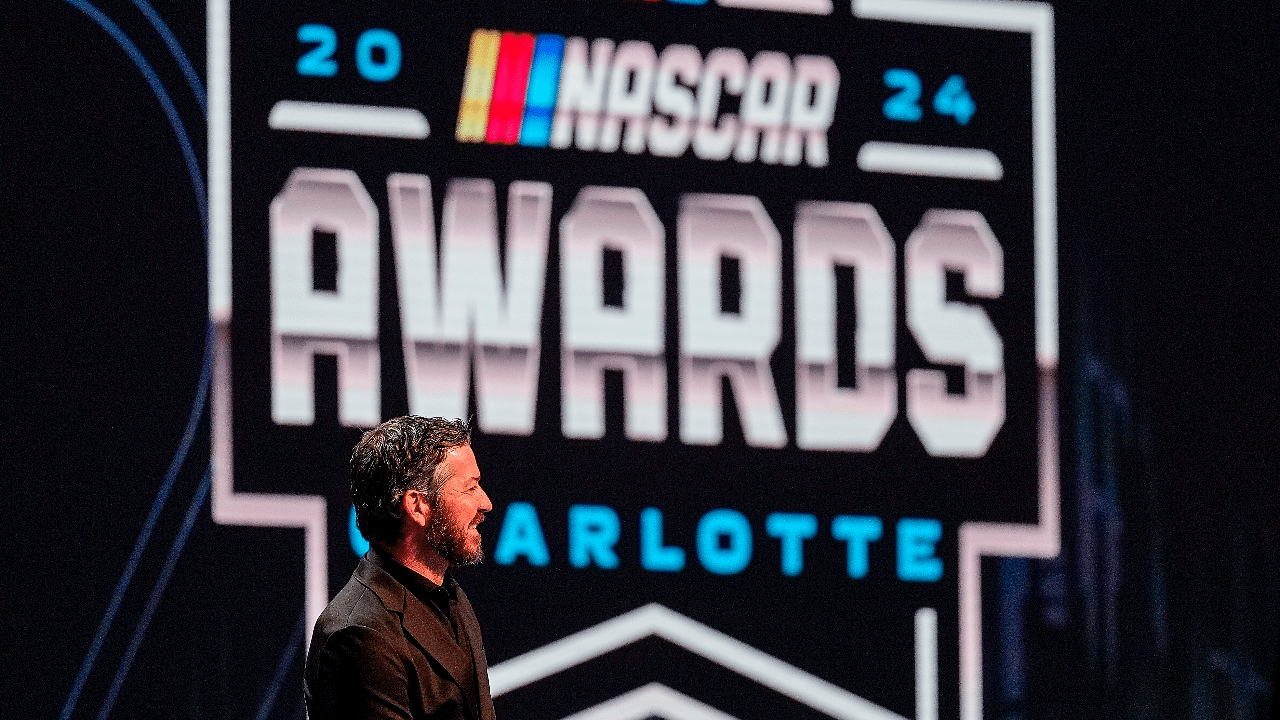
[{"xmin": 305, "ymin": 416, "xmax": 497, "ymax": 720}]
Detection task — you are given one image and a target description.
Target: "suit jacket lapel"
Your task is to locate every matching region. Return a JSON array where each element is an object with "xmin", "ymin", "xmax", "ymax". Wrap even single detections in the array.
[
  {"xmin": 399, "ymin": 589, "xmax": 475, "ymax": 690},
  {"xmin": 355, "ymin": 554, "xmax": 474, "ymax": 692},
  {"xmin": 455, "ymin": 585, "xmax": 497, "ymax": 720}
]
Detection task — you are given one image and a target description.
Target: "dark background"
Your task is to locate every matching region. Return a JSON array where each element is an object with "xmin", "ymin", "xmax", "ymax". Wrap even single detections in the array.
[{"xmin": 2, "ymin": 2, "xmax": 1277, "ymax": 720}]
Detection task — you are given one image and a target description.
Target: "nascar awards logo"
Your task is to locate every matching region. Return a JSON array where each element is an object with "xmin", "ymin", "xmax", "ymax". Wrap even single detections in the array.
[{"xmin": 456, "ymin": 30, "xmax": 839, "ymax": 166}]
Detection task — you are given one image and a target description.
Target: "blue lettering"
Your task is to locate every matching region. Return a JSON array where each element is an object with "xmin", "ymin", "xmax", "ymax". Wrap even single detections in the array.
[
  {"xmin": 696, "ymin": 509, "xmax": 752, "ymax": 575},
  {"xmin": 883, "ymin": 68, "xmax": 923, "ymax": 122},
  {"xmin": 896, "ymin": 518, "xmax": 943, "ymax": 582},
  {"xmin": 568, "ymin": 504, "xmax": 621, "ymax": 569},
  {"xmin": 765, "ymin": 513, "xmax": 817, "ymax": 576},
  {"xmin": 493, "ymin": 502, "xmax": 550, "ymax": 566},
  {"xmin": 297, "ymin": 24, "xmax": 338, "ymax": 77},
  {"xmin": 831, "ymin": 515, "xmax": 882, "ymax": 579},
  {"xmin": 354, "ymin": 28, "xmax": 401, "ymax": 82},
  {"xmin": 480, "ymin": 503, "xmax": 943, "ymax": 583},
  {"xmin": 640, "ymin": 507, "xmax": 686, "ymax": 572}
]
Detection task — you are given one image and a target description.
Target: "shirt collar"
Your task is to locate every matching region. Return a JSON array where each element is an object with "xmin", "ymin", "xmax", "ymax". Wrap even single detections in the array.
[{"xmin": 370, "ymin": 547, "xmax": 457, "ymax": 609}]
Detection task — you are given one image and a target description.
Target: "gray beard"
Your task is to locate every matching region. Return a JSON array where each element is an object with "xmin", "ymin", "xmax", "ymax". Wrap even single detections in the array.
[{"xmin": 427, "ymin": 505, "xmax": 483, "ymax": 566}]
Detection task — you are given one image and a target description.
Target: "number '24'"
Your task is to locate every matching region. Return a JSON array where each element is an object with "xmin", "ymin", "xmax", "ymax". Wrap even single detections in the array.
[{"xmin": 883, "ymin": 69, "xmax": 975, "ymax": 125}]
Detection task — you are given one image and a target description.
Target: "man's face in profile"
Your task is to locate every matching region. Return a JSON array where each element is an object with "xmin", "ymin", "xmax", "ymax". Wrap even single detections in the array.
[{"xmin": 426, "ymin": 444, "xmax": 492, "ymax": 565}]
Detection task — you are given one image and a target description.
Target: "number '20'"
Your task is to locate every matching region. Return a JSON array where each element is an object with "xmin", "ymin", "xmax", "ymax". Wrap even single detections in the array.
[{"xmin": 297, "ymin": 24, "xmax": 401, "ymax": 82}]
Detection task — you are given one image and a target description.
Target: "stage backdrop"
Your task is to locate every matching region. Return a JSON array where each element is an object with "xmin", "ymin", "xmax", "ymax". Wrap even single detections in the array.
[
  {"xmin": 6, "ymin": 1, "xmax": 1278, "ymax": 720},
  {"xmin": 210, "ymin": 2, "xmax": 1055, "ymax": 720}
]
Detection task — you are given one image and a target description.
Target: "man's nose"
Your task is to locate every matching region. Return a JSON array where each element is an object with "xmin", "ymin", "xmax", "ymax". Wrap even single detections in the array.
[{"xmin": 478, "ymin": 487, "xmax": 493, "ymax": 513}]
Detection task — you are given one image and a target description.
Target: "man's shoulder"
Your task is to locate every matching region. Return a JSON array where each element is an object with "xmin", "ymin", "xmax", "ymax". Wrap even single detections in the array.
[{"xmin": 314, "ymin": 556, "xmax": 405, "ymax": 639}]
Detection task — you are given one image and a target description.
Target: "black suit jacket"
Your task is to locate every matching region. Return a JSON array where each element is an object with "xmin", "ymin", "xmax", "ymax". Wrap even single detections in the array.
[{"xmin": 304, "ymin": 551, "xmax": 498, "ymax": 720}]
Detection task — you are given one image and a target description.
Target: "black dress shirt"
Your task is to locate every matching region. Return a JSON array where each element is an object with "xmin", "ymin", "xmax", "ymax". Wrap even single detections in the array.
[{"xmin": 375, "ymin": 550, "xmax": 483, "ymax": 717}]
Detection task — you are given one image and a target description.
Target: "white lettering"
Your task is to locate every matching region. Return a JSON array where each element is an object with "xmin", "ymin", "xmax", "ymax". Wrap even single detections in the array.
[
  {"xmin": 389, "ymin": 175, "xmax": 552, "ymax": 435},
  {"xmin": 648, "ymin": 44, "xmax": 701, "ymax": 158},
  {"xmin": 905, "ymin": 210, "xmax": 1005, "ymax": 456},
  {"xmin": 536, "ymin": 39, "xmax": 837, "ymax": 167},
  {"xmin": 270, "ymin": 168, "xmax": 380, "ymax": 427},
  {"xmin": 600, "ymin": 41, "xmax": 658, "ymax": 154},
  {"xmin": 784, "ymin": 55, "xmax": 839, "ymax": 167},
  {"xmin": 561, "ymin": 187, "xmax": 667, "ymax": 441},
  {"xmin": 678, "ymin": 194, "xmax": 787, "ymax": 447},
  {"xmin": 270, "ymin": 168, "xmax": 1012, "ymax": 457},
  {"xmin": 795, "ymin": 201, "xmax": 896, "ymax": 450},
  {"xmin": 735, "ymin": 51, "xmax": 792, "ymax": 164},
  {"xmin": 550, "ymin": 37, "xmax": 614, "ymax": 151},
  {"xmin": 693, "ymin": 48, "xmax": 748, "ymax": 161}
]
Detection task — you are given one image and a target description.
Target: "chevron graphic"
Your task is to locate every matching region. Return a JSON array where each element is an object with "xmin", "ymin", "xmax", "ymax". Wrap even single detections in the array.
[
  {"xmin": 489, "ymin": 603, "xmax": 938, "ymax": 720},
  {"xmin": 555, "ymin": 683, "xmax": 742, "ymax": 720}
]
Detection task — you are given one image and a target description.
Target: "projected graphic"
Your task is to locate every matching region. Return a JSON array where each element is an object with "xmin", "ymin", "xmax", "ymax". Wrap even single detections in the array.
[{"xmin": 207, "ymin": 0, "xmax": 1057, "ymax": 718}]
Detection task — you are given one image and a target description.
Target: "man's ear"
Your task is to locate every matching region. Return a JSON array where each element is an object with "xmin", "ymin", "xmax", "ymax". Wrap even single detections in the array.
[{"xmin": 401, "ymin": 489, "xmax": 432, "ymax": 529}]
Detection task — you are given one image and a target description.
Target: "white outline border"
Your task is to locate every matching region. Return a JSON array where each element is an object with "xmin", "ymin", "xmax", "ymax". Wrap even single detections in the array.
[
  {"xmin": 852, "ymin": 2, "xmax": 1060, "ymax": 719},
  {"xmin": 208, "ymin": 0, "xmax": 330, "ymax": 630},
  {"xmin": 208, "ymin": 1, "xmax": 1059, "ymax": 714},
  {"xmin": 852, "ymin": 0, "xmax": 1058, "ymax": 367}
]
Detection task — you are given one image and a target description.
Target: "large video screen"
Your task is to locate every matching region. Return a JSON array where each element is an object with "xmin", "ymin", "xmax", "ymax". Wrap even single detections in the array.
[
  {"xmin": 17, "ymin": 1, "xmax": 1280, "ymax": 719},
  {"xmin": 208, "ymin": 1, "xmax": 1057, "ymax": 719}
]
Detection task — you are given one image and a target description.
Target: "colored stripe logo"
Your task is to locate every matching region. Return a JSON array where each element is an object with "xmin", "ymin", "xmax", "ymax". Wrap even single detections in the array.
[
  {"xmin": 454, "ymin": 29, "xmax": 839, "ymax": 167},
  {"xmin": 457, "ymin": 30, "xmax": 564, "ymax": 147}
]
